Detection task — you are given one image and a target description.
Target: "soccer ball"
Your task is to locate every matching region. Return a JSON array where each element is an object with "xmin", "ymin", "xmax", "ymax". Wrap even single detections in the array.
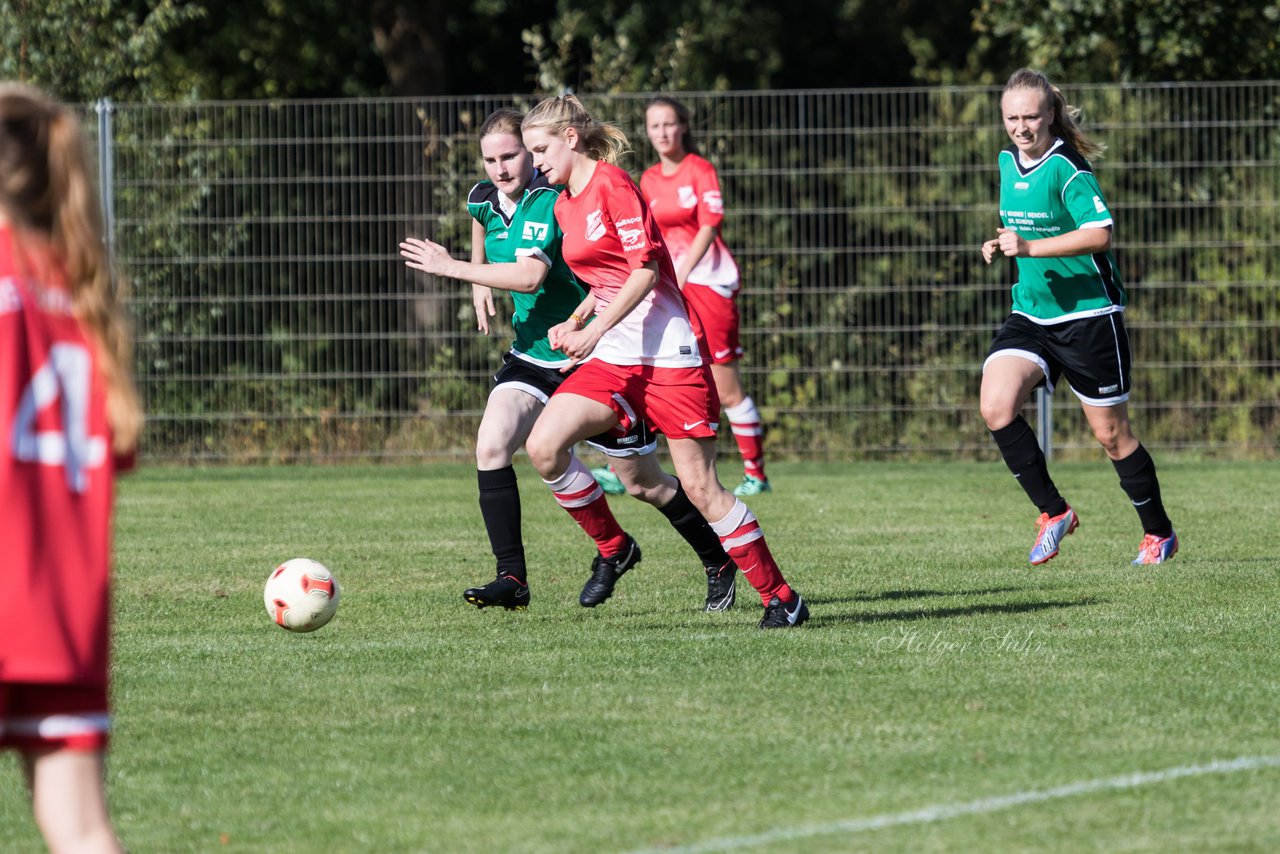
[{"xmin": 263, "ymin": 558, "xmax": 340, "ymax": 632}]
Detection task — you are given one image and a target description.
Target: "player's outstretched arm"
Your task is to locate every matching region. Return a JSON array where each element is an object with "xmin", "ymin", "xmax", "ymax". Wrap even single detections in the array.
[{"xmin": 400, "ymin": 236, "xmax": 548, "ymax": 293}]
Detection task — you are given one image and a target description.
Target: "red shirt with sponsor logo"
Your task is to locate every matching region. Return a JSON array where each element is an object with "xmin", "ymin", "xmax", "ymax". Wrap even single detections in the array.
[
  {"xmin": 640, "ymin": 153, "xmax": 739, "ymax": 295},
  {"xmin": 554, "ymin": 161, "xmax": 703, "ymax": 367},
  {"xmin": 0, "ymin": 225, "xmax": 116, "ymax": 686}
]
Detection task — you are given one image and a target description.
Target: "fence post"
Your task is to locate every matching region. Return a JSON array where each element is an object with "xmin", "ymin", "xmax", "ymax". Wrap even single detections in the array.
[
  {"xmin": 1035, "ymin": 386, "xmax": 1052, "ymax": 461},
  {"xmin": 94, "ymin": 98, "xmax": 116, "ymax": 272}
]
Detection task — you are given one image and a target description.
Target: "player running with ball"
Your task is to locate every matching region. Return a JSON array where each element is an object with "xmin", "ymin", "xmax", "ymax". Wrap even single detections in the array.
[{"xmin": 517, "ymin": 95, "xmax": 809, "ymax": 628}]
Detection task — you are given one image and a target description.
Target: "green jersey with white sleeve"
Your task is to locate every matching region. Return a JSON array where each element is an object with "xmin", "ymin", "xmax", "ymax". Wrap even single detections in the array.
[
  {"xmin": 468, "ymin": 171, "xmax": 586, "ymax": 364},
  {"xmin": 998, "ymin": 138, "xmax": 1125, "ymax": 324}
]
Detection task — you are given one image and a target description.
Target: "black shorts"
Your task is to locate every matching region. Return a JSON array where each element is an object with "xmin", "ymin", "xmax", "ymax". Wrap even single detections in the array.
[
  {"xmin": 984, "ymin": 312, "xmax": 1132, "ymax": 405},
  {"xmin": 493, "ymin": 352, "xmax": 658, "ymax": 456}
]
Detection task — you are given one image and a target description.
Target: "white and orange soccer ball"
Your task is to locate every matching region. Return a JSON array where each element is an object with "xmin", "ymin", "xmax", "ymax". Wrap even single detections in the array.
[{"xmin": 263, "ymin": 558, "xmax": 340, "ymax": 632}]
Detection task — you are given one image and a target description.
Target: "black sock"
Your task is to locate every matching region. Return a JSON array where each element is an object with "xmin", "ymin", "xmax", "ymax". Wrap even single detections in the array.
[
  {"xmin": 477, "ymin": 466, "xmax": 526, "ymax": 580},
  {"xmin": 1111, "ymin": 444, "xmax": 1173, "ymax": 537},
  {"xmin": 990, "ymin": 416, "xmax": 1068, "ymax": 516},
  {"xmin": 657, "ymin": 481, "xmax": 731, "ymax": 569}
]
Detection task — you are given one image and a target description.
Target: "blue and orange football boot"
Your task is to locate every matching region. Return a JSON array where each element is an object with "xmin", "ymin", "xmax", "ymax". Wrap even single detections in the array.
[
  {"xmin": 1133, "ymin": 531, "xmax": 1178, "ymax": 565},
  {"xmin": 1029, "ymin": 506, "xmax": 1078, "ymax": 565}
]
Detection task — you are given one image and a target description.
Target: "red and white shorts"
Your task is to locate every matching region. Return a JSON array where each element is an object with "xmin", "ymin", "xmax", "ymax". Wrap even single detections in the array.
[
  {"xmin": 0, "ymin": 682, "xmax": 110, "ymax": 752},
  {"xmin": 557, "ymin": 360, "xmax": 721, "ymax": 440},
  {"xmin": 683, "ymin": 283, "xmax": 742, "ymax": 364}
]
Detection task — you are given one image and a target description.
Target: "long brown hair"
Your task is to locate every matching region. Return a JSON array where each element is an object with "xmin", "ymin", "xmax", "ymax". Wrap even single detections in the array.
[
  {"xmin": 1003, "ymin": 68, "xmax": 1106, "ymax": 161},
  {"xmin": 0, "ymin": 83, "xmax": 142, "ymax": 452},
  {"xmin": 522, "ymin": 94, "xmax": 630, "ymax": 165}
]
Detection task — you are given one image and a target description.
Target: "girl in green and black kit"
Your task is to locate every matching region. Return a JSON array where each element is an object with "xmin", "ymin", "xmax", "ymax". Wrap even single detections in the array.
[{"xmin": 980, "ymin": 68, "xmax": 1178, "ymax": 567}]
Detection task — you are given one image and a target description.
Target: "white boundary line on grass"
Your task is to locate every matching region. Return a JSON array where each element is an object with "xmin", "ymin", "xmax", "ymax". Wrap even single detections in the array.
[{"xmin": 626, "ymin": 755, "xmax": 1280, "ymax": 854}]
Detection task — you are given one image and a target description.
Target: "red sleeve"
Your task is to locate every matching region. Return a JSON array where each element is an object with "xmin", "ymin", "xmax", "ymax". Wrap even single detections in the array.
[
  {"xmin": 604, "ymin": 177, "xmax": 666, "ymax": 271},
  {"xmin": 693, "ymin": 159, "xmax": 725, "ymax": 229}
]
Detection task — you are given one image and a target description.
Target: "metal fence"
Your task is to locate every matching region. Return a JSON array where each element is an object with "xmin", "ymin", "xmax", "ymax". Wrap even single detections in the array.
[{"xmin": 95, "ymin": 83, "xmax": 1280, "ymax": 462}]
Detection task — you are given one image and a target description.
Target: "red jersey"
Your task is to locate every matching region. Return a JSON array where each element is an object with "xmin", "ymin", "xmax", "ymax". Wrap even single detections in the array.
[
  {"xmin": 0, "ymin": 225, "xmax": 116, "ymax": 686},
  {"xmin": 554, "ymin": 161, "xmax": 702, "ymax": 368},
  {"xmin": 640, "ymin": 153, "xmax": 740, "ymax": 296}
]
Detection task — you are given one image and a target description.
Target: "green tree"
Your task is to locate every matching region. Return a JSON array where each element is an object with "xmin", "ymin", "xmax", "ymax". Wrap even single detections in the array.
[
  {"xmin": 519, "ymin": 0, "xmax": 997, "ymax": 93},
  {"xmin": 0, "ymin": 0, "xmax": 392, "ymax": 100},
  {"xmin": 155, "ymin": 0, "xmax": 388, "ymax": 98},
  {"xmin": 968, "ymin": 0, "xmax": 1280, "ymax": 83},
  {"xmin": 523, "ymin": 0, "xmax": 784, "ymax": 93},
  {"xmin": 0, "ymin": 0, "xmax": 205, "ymax": 101}
]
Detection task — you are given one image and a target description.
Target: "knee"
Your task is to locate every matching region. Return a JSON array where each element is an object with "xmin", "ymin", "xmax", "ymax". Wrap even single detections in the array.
[
  {"xmin": 690, "ymin": 483, "xmax": 734, "ymax": 523},
  {"xmin": 678, "ymin": 474, "xmax": 719, "ymax": 516},
  {"xmin": 474, "ymin": 436, "xmax": 510, "ymax": 471},
  {"xmin": 1092, "ymin": 424, "xmax": 1118, "ymax": 454},
  {"xmin": 718, "ymin": 388, "xmax": 745, "ymax": 409},
  {"xmin": 523, "ymin": 433, "xmax": 559, "ymax": 477},
  {"xmin": 669, "ymin": 438, "xmax": 734, "ymax": 518},
  {"xmin": 1092, "ymin": 421, "xmax": 1135, "ymax": 458},
  {"xmin": 979, "ymin": 395, "xmax": 1018, "ymax": 431}
]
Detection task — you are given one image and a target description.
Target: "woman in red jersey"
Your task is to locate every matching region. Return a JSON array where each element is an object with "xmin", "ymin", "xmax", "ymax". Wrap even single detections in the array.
[
  {"xmin": 640, "ymin": 96, "xmax": 771, "ymax": 496},
  {"xmin": 0, "ymin": 83, "xmax": 142, "ymax": 853},
  {"xmin": 519, "ymin": 95, "xmax": 808, "ymax": 628}
]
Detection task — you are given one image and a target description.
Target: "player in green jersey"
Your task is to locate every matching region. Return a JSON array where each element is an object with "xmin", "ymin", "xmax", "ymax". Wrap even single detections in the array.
[
  {"xmin": 980, "ymin": 69, "xmax": 1178, "ymax": 567},
  {"xmin": 400, "ymin": 109, "xmax": 738, "ymax": 612}
]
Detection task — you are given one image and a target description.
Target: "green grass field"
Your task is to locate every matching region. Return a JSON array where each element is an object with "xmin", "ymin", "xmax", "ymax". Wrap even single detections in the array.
[{"xmin": 3, "ymin": 460, "xmax": 1279, "ymax": 852}]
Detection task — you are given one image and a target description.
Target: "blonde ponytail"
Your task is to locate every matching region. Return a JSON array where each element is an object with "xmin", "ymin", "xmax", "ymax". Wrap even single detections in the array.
[{"xmin": 523, "ymin": 94, "xmax": 630, "ymax": 164}]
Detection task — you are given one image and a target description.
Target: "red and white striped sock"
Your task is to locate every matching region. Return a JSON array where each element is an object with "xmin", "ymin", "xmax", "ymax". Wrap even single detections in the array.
[
  {"xmin": 544, "ymin": 455, "xmax": 627, "ymax": 557},
  {"xmin": 725, "ymin": 396, "xmax": 766, "ymax": 481},
  {"xmin": 708, "ymin": 498, "xmax": 792, "ymax": 605}
]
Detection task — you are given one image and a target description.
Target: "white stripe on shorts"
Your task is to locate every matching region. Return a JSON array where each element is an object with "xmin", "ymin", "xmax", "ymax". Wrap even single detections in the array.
[
  {"xmin": 984, "ymin": 348, "xmax": 1054, "ymax": 395},
  {"xmin": 611, "ymin": 392, "xmax": 639, "ymax": 431},
  {"xmin": 490, "ymin": 381, "xmax": 550, "ymax": 405}
]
